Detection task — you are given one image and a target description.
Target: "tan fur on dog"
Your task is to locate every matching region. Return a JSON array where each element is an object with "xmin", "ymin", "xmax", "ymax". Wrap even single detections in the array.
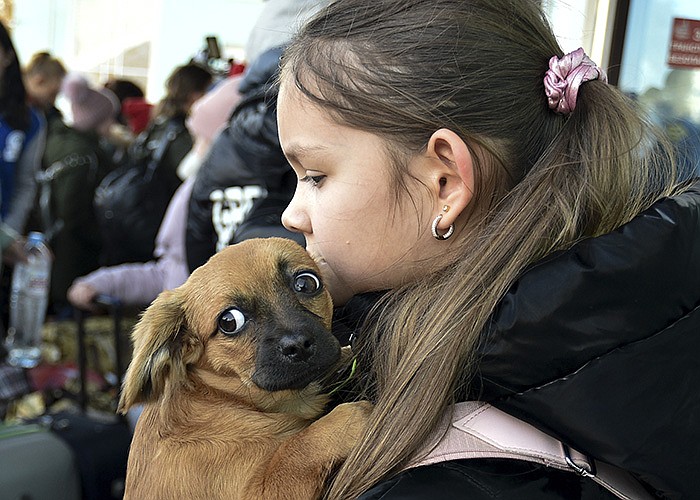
[{"xmin": 118, "ymin": 238, "xmax": 370, "ymax": 500}]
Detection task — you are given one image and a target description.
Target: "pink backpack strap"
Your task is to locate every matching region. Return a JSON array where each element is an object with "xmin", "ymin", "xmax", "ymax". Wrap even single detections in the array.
[{"xmin": 405, "ymin": 402, "xmax": 653, "ymax": 500}]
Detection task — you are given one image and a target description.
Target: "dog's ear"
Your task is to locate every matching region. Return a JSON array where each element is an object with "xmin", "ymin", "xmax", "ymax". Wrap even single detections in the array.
[{"xmin": 118, "ymin": 289, "xmax": 203, "ymax": 414}]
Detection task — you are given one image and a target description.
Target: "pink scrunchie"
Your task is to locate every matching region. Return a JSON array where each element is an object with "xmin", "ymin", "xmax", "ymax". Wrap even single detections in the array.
[{"xmin": 544, "ymin": 47, "xmax": 607, "ymax": 115}]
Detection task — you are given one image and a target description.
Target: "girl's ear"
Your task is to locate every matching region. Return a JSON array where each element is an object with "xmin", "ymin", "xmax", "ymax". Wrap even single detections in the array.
[{"xmin": 425, "ymin": 128, "xmax": 475, "ymax": 229}]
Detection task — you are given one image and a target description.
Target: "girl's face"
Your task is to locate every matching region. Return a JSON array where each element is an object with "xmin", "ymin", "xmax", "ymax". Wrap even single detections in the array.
[{"xmin": 278, "ymin": 81, "xmax": 445, "ymax": 305}]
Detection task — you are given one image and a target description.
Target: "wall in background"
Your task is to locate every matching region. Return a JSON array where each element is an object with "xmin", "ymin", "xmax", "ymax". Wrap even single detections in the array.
[
  {"xmin": 6, "ymin": 0, "xmax": 622, "ymax": 104},
  {"xmin": 10, "ymin": 0, "xmax": 264, "ymax": 101}
]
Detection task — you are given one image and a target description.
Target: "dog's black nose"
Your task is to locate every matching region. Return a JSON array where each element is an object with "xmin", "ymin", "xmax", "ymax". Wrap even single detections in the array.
[{"xmin": 279, "ymin": 333, "xmax": 315, "ymax": 362}]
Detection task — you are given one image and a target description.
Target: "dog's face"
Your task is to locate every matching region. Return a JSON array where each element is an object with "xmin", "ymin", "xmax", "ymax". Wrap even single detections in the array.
[{"xmin": 118, "ymin": 237, "xmax": 339, "ymax": 413}]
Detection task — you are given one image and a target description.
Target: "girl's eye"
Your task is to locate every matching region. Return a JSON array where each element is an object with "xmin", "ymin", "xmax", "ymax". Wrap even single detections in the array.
[
  {"xmin": 300, "ymin": 174, "xmax": 325, "ymax": 187},
  {"xmin": 293, "ymin": 271, "xmax": 322, "ymax": 295},
  {"xmin": 218, "ymin": 308, "xmax": 246, "ymax": 335}
]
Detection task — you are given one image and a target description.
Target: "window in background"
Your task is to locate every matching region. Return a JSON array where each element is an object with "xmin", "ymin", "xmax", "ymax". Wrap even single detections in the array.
[
  {"xmin": 542, "ymin": 0, "xmax": 615, "ymax": 67},
  {"xmin": 618, "ymin": 0, "xmax": 700, "ymax": 179},
  {"xmin": 11, "ymin": 0, "xmax": 263, "ymax": 102}
]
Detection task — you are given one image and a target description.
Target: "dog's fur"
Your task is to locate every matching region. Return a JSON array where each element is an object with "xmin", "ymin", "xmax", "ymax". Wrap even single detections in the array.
[{"xmin": 118, "ymin": 238, "xmax": 370, "ymax": 500}]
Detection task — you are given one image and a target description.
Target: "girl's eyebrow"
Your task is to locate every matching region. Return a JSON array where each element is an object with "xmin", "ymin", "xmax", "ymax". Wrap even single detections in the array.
[{"xmin": 284, "ymin": 143, "xmax": 329, "ymax": 163}]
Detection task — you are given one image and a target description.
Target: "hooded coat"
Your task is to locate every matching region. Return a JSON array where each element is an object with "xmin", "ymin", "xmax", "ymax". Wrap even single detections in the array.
[
  {"xmin": 354, "ymin": 182, "xmax": 700, "ymax": 499},
  {"xmin": 37, "ymin": 117, "xmax": 113, "ymax": 307},
  {"xmin": 185, "ymin": 47, "xmax": 302, "ymax": 272}
]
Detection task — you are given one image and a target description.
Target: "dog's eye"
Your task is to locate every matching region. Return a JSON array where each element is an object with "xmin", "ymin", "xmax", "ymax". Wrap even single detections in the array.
[
  {"xmin": 293, "ymin": 271, "xmax": 321, "ymax": 295},
  {"xmin": 218, "ymin": 308, "xmax": 246, "ymax": 335}
]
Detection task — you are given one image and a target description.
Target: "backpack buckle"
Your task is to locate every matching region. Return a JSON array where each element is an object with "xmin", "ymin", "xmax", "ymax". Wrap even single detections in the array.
[{"xmin": 562, "ymin": 443, "xmax": 597, "ymax": 478}]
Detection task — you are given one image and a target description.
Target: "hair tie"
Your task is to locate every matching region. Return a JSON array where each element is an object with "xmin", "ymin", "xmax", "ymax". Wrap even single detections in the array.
[{"xmin": 544, "ymin": 47, "xmax": 607, "ymax": 115}]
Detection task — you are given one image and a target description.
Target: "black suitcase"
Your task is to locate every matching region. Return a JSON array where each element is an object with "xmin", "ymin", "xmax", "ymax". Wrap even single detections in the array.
[
  {"xmin": 2, "ymin": 411, "xmax": 132, "ymax": 500},
  {"xmin": 30, "ymin": 411, "xmax": 132, "ymax": 500}
]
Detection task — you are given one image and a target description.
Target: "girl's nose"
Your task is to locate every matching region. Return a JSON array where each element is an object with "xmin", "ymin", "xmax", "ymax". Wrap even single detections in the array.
[{"xmin": 282, "ymin": 192, "xmax": 310, "ymax": 235}]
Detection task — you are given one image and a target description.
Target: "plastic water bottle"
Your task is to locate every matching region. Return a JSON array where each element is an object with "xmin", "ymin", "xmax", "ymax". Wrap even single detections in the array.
[{"xmin": 5, "ymin": 232, "xmax": 53, "ymax": 368}]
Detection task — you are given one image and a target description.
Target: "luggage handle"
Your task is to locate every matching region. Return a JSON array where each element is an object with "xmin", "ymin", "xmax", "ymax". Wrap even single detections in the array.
[{"xmin": 73, "ymin": 295, "xmax": 124, "ymax": 414}]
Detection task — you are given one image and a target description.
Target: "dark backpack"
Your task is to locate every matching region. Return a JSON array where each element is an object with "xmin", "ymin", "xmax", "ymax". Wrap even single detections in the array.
[{"xmin": 93, "ymin": 119, "xmax": 184, "ymax": 266}]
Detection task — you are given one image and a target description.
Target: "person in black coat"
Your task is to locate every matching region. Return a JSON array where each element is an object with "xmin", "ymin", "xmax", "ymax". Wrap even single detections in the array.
[
  {"xmin": 185, "ymin": 47, "xmax": 302, "ymax": 273},
  {"xmin": 276, "ymin": 0, "xmax": 700, "ymax": 498},
  {"xmin": 37, "ymin": 73, "xmax": 117, "ymax": 312},
  {"xmin": 95, "ymin": 63, "xmax": 212, "ymax": 267},
  {"xmin": 184, "ymin": 0, "xmax": 329, "ymax": 270}
]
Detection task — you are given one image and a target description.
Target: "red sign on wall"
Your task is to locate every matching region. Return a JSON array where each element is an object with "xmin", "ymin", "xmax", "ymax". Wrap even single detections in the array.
[{"xmin": 668, "ymin": 18, "xmax": 700, "ymax": 69}]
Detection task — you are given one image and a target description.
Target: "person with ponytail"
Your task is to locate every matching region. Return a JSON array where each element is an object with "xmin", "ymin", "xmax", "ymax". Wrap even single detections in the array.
[
  {"xmin": 276, "ymin": 0, "xmax": 700, "ymax": 498},
  {"xmin": 144, "ymin": 63, "xmax": 212, "ymax": 198}
]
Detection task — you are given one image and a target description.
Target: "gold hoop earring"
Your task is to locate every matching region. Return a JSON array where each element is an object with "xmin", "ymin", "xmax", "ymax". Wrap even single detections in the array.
[{"xmin": 431, "ymin": 205, "xmax": 454, "ymax": 240}]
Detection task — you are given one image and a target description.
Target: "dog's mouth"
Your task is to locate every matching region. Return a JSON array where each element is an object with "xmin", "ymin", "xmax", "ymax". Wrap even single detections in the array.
[{"xmin": 251, "ymin": 326, "xmax": 341, "ymax": 392}]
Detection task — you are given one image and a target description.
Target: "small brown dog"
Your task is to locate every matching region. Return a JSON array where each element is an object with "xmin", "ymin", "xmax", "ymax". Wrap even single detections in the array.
[{"xmin": 118, "ymin": 237, "xmax": 370, "ymax": 500}]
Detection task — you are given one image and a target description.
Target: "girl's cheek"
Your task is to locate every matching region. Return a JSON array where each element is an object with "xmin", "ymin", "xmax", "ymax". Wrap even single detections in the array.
[
  {"xmin": 317, "ymin": 261, "xmax": 345, "ymax": 302},
  {"xmin": 327, "ymin": 276, "xmax": 355, "ymax": 306}
]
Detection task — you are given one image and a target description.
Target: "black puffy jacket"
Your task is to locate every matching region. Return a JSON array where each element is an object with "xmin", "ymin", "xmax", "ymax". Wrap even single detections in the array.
[
  {"xmin": 185, "ymin": 47, "xmax": 302, "ymax": 272},
  {"xmin": 354, "ymin": 182, "xmax": 700, "ymax": 499}
]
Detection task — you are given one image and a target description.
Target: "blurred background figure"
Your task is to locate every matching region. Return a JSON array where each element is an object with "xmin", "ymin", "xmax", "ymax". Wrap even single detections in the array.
[
  {"xmin": 68, "ymin": 73, "xmax": 241, "ymax": 312},
  {"xmin": 102, "ymin": 78, "xmax": 151, "ymax": 163},
  {"xmin": 31, "ymin": 73, "xmax": 119, "ymax": 316},
  {"xmin": 23, "ymin": 52, "xmax": 67, "ymax": 123},
  {"xmin": 185, "ymin": 0, "xmax": 329, "ymax": 272},
  {"xmin": 22, "ymin": 52, "xmax": 68, "ymax": 197},
  {"xmin": 0, "ymin": 21, "xmax": 45, "ymax": 309},
  {"xmin": 92, "ymin": 62, "xmax": 212, "ymax": 268},
  {"xmin": 103, "ymin": 77, "xmax": 146, "ymax": 126},
  {"xmin": 177, "ymin": 74, "xmax": 241, "ymax": 180},
  {"xmin": 0, "ymin": 21, "xmax": 45, "ymax": 239},
  {"xmin": 137, "ymin": 62, "xmax": 213, "ymax": 200}
]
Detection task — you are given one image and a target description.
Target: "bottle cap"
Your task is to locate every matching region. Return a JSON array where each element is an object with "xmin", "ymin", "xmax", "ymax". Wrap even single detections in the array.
[{"xmin": 27, "ymin": 231, "xmax": 45, "ymax": 244}]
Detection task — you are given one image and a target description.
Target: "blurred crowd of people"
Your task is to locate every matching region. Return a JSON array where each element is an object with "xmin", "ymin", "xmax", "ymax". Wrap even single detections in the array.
[
  {"xmin": 2, "ymin": 0, "xmax": 699, "ymax": 331},
  {"xmin": 0, "ymin": 0, "xmax": 325, "ymax": 333}
]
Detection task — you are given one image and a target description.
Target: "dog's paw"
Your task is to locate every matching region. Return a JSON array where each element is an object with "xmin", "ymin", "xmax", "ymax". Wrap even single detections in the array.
[
  {"xmin": 252, "ymin": 401, "xmax": 373, "ymax": 498},
  {"xmin": 328, "ymin": 400, "xmax": 373, "ymax": 423},
  {"xmin": 322, "ymin": 401, "xmax": 373, "ymax": 453}
]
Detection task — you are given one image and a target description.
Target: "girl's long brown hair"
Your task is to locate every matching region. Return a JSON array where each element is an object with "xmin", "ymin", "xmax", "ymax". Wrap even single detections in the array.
[{"xmin": 282, "ymin": 1, "xmax": 684, "ymax": 498}]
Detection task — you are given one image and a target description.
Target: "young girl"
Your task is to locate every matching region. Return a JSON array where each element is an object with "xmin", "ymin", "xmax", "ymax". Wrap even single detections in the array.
[{"xmin": 277, "ymin": 0, "xmax": 700, "ymax": 498}]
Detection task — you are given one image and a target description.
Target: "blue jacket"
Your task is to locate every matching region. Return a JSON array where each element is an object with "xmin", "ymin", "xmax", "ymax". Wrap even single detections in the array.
[{"xmin": 0, "ymin": 107, "xmax": 44, "ymax": 230}]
